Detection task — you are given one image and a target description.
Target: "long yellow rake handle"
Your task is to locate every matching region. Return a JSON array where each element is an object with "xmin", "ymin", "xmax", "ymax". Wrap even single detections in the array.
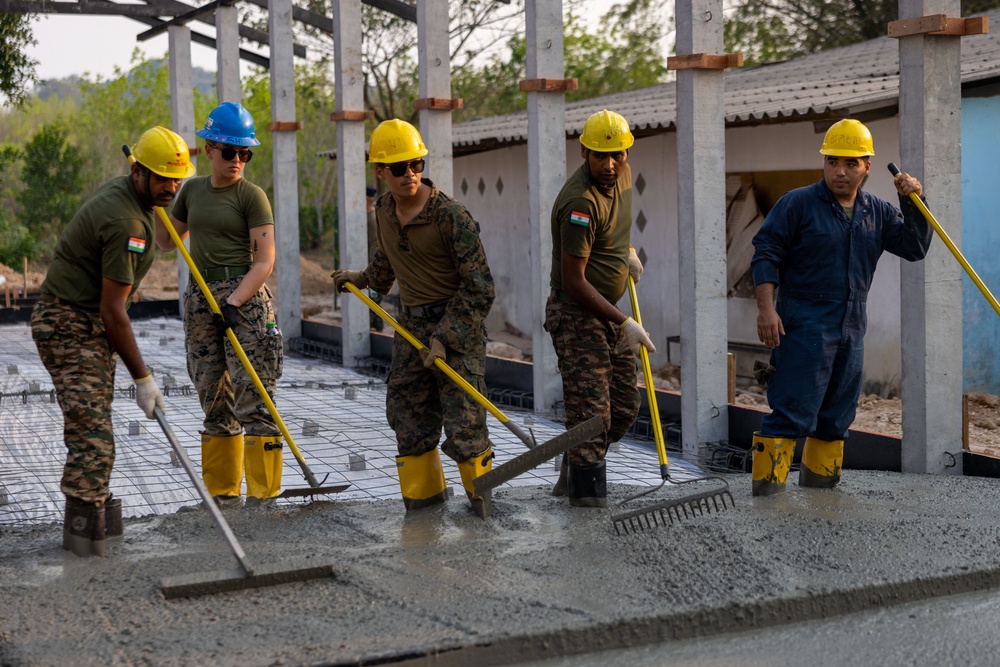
[
  {"xmin": 123, "ymin": 146, "xmax": 323, "ymax": 488},
  {"xmin": 889, "ymin": 163, "xmax": 1000, "ymax": 318},
  {"xmin": 343, "ymin": 282, "xmax": 537, "ymax": 449},
  {"xmin": 626, "ymin": 276, "xmax": 670, "ymax": 480}
]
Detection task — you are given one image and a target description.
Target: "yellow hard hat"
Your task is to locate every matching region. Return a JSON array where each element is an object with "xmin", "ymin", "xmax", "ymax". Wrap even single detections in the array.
[
  {"xmin": 131, "ymin": 126, "xmax": 196, "ymax": 178},
  {"xmin": 580, "ymin": 109, "xmax": 634, "ymax": 152},
  {"xmin": 819, "ymin": 119, "xmax": 875, "ymax": 157},
  {"xmin": 368, "ymin": 119, "xmax": 429, "ymax": 164}
]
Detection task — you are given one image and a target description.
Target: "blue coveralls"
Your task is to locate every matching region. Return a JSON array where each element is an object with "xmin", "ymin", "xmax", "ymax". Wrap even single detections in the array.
[{"xmin": 751, "ymin": 179, "xmax": 932, "ymax": 440}]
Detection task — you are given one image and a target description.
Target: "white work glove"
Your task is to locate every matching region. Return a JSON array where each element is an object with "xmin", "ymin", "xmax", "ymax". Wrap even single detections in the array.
[
  {"xmin": 628, "ymin": 247, "xmax": 643, "ymax": 283},
  {"xmin": 135, "ymin": 374, "xmax": 165, "ymax": 419},
  {"xmin": 331, "ymin": 269, "xmax": 368, "ymax": 293},
  {"xmin": 621, "ymin": 318, "xmax": 656, "ymax": 356}
]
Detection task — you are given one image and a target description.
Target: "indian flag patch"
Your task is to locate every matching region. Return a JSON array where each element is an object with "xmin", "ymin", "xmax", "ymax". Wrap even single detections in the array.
[
  {"xmin": 569, "ymin": 211, "xmax": 591, "ymax": 227},
  {"xmin": 127, "ymin": 236, "xmax": 147, "ymax": 254}
]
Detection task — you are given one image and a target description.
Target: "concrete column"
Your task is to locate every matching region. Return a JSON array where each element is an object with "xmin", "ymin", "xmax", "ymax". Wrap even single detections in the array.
[
  {"xmin": 674, "ymin": 0, "xmax": 729, "ymax": 460},
  {"xmin": 332, "ymin": 0, "xmax": 371, "ymax": 367},
  {"xmin": 269, "ymin": 0, "xmax": 302, "ymax": 340},
  {"xmin": 417, "ymin": 0, "xmax": 453, "ymax": 195},
  {"xmin": 898, "ymin": 0, "xmax": 964, "ymax": 474},
  {"xmin": 168, "ymin": 25, "xmax": 196, "ymax": 317},
  {"xmin": 215, "ymin": 4, "xmax": 242, "ymax": 103},
  {"xmin": 524, "ymin": 0, "xmax": 565, "ymax": 415}
]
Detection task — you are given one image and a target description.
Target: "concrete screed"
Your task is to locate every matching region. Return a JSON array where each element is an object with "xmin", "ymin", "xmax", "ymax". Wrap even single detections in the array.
[{"xmin": 2, "ymin": 320, "xmax": 1000, "ymax": 665}]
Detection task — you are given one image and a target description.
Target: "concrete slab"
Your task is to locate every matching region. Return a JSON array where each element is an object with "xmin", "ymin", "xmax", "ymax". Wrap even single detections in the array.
[
  {"xmin": 3, "ymin": 471, "xmax": 1000, "ymax": 665},
  {"xmin": 3, "ymin": 318, "xmax": 1000, "ymax": 666}
]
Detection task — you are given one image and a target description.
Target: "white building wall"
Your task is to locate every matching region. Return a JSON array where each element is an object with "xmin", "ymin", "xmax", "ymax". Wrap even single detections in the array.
[{"xmin": 455, "ymin": 117, "xmax": 909, "ymax": 395}]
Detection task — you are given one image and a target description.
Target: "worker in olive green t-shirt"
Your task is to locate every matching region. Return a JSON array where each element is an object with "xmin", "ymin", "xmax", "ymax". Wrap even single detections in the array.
[
  {"xmin": 156, "ymin": 102, "xmax": 283, "ymax": 510},
  {"xmin": 545, "ymin": 109, "xmax": 655, "ymax": 508},
  {"xmin": 32, "ymin": 126, "xmax": 193, "ymax": 558}
]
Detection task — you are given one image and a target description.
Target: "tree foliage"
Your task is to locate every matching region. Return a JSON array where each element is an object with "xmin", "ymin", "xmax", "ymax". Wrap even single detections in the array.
[
  {"xmin": 421, "ymin": 1, "xmax": 668, "ymax": 122},
  {"xmin": 724, "ymin": 0, "xmax": 1000, "ymax": 65},
  {"xmin": 0, "ymin": 14, "xmax": 38, "ymax": 109},
  {"xmin": 15, "ymin": 123, "xmax": 83, "ymax": 257}
]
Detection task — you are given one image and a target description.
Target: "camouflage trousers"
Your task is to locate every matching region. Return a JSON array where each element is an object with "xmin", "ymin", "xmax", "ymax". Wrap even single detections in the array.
[
  {"xmin": 184, "ymin": 279, "xmax": 283, "ymax": 436},
  {"xmin": 545, "ymin": 297, "xmax": 641, "ymax": 466},
  {"xmin": 31, "ymin": 298, "xmax": 117, "ymax": 504},
  {"xmin": 387, "ymin": 314, "xmax": 489, "ymax": 462}
]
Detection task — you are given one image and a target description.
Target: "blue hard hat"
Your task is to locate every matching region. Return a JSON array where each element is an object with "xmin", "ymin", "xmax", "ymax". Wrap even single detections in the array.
[
  {"xmin": 196, "ymin": 102, "xmax": 261, "ymax": 147},
  {"xmin": 366, "ymin": 185, "xmax": 377, "ymax": 197}
]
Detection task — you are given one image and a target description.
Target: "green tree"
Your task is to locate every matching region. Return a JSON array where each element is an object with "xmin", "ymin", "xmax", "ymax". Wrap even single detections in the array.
[
  {"xmin": 15, "ymin": 123, "xmax": 83, "ymax": 257},
  {"xmin": 0, "ymin": 14, "xmax": 38, "ymax": 109},
  {"xmin": 724, "ymin": 0, "xmax": 1000, "ymax": 65},
  {"xmin": 0, "ymin": 144, "xmax": 36, "ymax": 265},
  {"xmin": 452, "ymin": 3, "xmax": 668, "ymax": 121}
]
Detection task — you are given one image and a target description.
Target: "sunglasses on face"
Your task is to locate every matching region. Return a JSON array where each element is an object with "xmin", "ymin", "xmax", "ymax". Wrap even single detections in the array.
[
  {"xmin": 383, "ymin": 159, "xmax": 425, "ymax": 178},
  {"xmin": 209, "ymin": 143, "xmax": 254, "ymax": 163}
]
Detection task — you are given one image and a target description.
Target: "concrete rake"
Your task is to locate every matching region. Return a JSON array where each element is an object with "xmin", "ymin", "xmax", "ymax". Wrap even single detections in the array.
[
  {"xmin": 611, "ymin": 278, "xmax": 735, "ymax": 536},
  {"xmin": 154, "ymin": 408, "xmax": 335, "ymax": 599}
]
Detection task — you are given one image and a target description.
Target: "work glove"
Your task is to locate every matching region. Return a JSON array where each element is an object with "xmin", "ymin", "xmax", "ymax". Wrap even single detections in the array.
[
  {"xmin": 216, "ymin": 302, "xmax": 241, "ymax": 331},
  {"xmin": 135, "ymin": 374, "xmax": 165, "ymax": 420},
  {"xmin": 331, "ymin": 269, "xmax": 368, "ymax": 293},
  {"xmin": 420, "ymin": 338, "xmax": 447, "ymax": 369},
  {"xmin": 621, "ymin": 317, "xmax": 656, "ymax": 356},
  {"xmin": 628, "ymin": 246, "xmax": 643, "ymax": 283},
  {"xmin": 753, "ymin": 360, "xmax": 776, "ymax": 389}
]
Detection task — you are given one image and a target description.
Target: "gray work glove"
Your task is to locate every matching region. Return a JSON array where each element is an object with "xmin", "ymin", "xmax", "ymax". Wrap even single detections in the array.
[
  {"xmin": 628, "ymin": 246, "xmax": 643, "ymax": 283},
  {"xmin": 135, "ymin": 374, "xmax": 165, "ymax": 419},
  {"xmin": 753, "ymin": 360, "xmax": 776, "ymax": 389},
  {"xmin": 420, "ymin": 338, "xmax": 447, "ymax": 369},
  {"xmin": 621, "ymin": 317, "xmax": 656, "ymax": 356},
  {"xmin": 331, "ymin": 269, "xmax": 368, "ymax": 293}
]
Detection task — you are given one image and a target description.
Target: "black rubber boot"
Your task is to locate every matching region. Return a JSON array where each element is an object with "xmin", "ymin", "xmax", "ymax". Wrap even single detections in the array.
[
  {"xmin": 105, "ymin": 495, "xmax": 123, "ymax": 544},
  {"xmin": 567, "ymin": 460, "xmax": 607, "ymax": 508},
  {"xmin": 63, "ymin": 497, "xmax": 106, "ymax": 558},
  {"xmin": 551, "ymin": 455, "xmax": 568, "ymax": 496}
]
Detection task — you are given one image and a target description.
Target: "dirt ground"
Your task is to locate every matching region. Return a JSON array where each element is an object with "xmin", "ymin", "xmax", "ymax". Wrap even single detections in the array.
[{"xmin": 6, "ymin": 256, "xmax": 1000, "ymax": 447}]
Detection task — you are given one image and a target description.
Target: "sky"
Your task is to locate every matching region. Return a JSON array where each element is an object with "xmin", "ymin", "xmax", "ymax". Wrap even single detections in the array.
[
  {"xmin": 23, "ymin": 2, "xmax": 647, "ymax": 83},
  {"xmin": 26, "ymin": 14, "xmax": 224, "ymax": 81}
]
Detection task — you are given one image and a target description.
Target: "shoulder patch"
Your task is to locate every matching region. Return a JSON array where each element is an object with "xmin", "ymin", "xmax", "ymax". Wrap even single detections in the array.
[
  {"xmin": 569, "ymin": 211, "xmax": 591, "ymax": 227},
  {"xmin": 127, "ymin": 236, "xmax": 148, "ymax": 254}
]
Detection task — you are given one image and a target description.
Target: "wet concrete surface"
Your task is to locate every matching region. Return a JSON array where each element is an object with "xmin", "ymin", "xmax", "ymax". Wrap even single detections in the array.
[{"xmin": 3, "ymin": 470, "xmax": 1000, "ymax": 666}]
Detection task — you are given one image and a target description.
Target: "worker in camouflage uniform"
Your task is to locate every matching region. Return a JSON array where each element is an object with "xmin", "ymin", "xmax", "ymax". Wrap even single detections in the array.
[
  {"xmin": 156, "ymin": 102, "xmax": 284, "ymax": 509},
  {"xmin": 33, "ymin": 126, "xmax": 193, "ymax": 557},
  {"xmin": 333, "ymin": 119, "xmax": 496, "ymax": 513},
  {"xmin": 546, "ymin": 109, "xmax": 654, "ymax": 508}
]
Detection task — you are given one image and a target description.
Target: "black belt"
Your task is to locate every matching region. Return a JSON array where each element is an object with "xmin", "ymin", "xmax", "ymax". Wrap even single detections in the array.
[
  {"xmin": 549, "ymin": 289, "xmax": 575, "ymax": 303},
  {"xmin": 402, "ymin": 300, "xmax": 449, "ymax": 319},
  {"xmin": 202, "ymin": 265, "xmax": 251, "ymax": 281}
]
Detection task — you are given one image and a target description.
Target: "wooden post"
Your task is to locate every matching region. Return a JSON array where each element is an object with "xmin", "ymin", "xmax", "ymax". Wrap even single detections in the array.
[
  {"xmin": 962, "ymin": 394, "xmax": 969, "ymax": 451},
  {"xmin": 22, "ymin": 256, "xmax": 27, "ymax": 297},
  {"xmin": 727, "ymin": 352, "xmax": 736, "ymax": 404}
]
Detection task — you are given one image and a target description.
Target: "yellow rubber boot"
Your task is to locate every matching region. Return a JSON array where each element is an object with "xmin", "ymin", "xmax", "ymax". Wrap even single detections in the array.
[
  {"xmin": 458, "ymin": 447, "xmax": 494, "ymax": 516},
  {"xmin": 751, "ymin": 432, "xmax": 795, "ymax": 496},
  {"xmin": 396, "ymin": 449, "xmax": 448, "ymax": 511},
  {"xmin": 799, "ymin": 437, "xmax": 844, "ymax": 489},
  {"xmin": 245, "ymin": 434, "xmax": 284, "ymax": 504},
  {"xmin": 202, "ymin": 433, "xmax": 244, "ymax": 503}
]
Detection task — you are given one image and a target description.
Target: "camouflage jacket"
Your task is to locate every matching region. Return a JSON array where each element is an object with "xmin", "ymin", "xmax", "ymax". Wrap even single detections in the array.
[{"xmin": 364, "ymin": 180, "xmax": 495, "ymax": 354}]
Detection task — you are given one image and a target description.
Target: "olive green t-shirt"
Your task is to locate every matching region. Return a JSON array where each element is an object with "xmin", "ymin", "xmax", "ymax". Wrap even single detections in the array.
[
  {"xmin": 171, "ymin": 176, "xmax": 274, "ymax": 271},
  {"xmin": 549, "ymin": 161, "xmax": 633, "ymax": 303},
  {"xmin": 41, "ymin": 176, "xmax": 155, "ymax": 311}
]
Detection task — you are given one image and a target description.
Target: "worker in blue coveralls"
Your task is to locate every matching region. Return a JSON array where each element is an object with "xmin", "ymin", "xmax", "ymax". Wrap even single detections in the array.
[{"xmin": 749, "ymin": 118, "xmax": 931, "ymax": 496}]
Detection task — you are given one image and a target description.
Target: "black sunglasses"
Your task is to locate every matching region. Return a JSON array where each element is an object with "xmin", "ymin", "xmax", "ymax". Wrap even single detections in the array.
[
  {"xmin": 383, "ymin": 159, "xmax": 425, "ymax": 178},
  {"xmin": 209, "ymin": 143, "xmax": 254, "ymax": 163}
]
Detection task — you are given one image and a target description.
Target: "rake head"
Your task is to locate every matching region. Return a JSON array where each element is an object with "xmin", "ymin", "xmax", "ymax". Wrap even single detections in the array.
[{"xmin": 612, "ymin": 477, "xmax": 735, "ymax": 536}]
